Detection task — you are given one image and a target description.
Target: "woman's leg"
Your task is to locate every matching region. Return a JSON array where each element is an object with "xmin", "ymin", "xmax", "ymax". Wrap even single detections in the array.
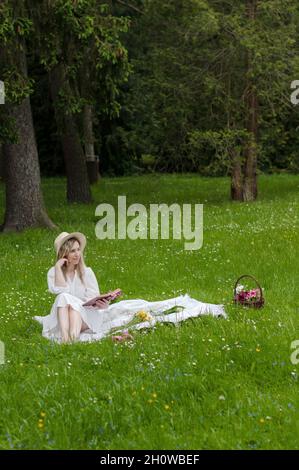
[
  {"xmin": 81, "ymin": 320, "xmax": 89, "ymax": 333},
  {"xmin": 69, "ymin": 307, "xmax": 83, "ymax": 341},
  {"xmin": 57, "ymin": 306, "xmax": 70, "ymax": 343}
]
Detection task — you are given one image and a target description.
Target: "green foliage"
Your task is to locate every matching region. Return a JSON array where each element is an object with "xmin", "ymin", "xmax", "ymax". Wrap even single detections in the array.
[
  {"xmin": 1, "ymin": 68, "xmax": 34, "ymax": 104},
  {"xmin": 0, "ymin": 1, "xmax": 34, "ymax": 105},
  {"xmin": 34, "ymin": 0, "xmax": 131, "ymax": 117},
  {"xmin": 116, "ymin": 0, "xmax": 299, "ymax": 174},
  {"xmin": 0, "ymin": 1, "xmax": 14, "ymax": 41},
  {"xmin": 0, "ymin": 113, "xmax": 18, "ymax": 144},
  {"xmin": 186, "ymin": 129, "xmax": 250, "ymax": 175},
  {"xmin": 0, "ymin": 0, "xmax": 131, "ymax": 156},
  {"xmin": 0, "ymin": 1, "xmax": 33, "ymax": 42},
  {"xmin": 2, "ymin": 0, "xmax": 299, "ymax": 175}
]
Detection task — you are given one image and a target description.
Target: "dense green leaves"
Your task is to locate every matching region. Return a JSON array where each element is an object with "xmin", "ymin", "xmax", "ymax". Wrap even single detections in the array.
[
  {"xmin": 1, "ymin": 0, "xmax": 299, "ymax": 174},
  {"xmin": 116, "ymin": 0, "xmax": 299, "ymax": 174}
]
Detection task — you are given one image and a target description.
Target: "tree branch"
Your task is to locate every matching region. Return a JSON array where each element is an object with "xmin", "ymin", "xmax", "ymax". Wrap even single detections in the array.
[{"xmin": 115, "ymin": 0, "xmax": 144, "ymax": 15}]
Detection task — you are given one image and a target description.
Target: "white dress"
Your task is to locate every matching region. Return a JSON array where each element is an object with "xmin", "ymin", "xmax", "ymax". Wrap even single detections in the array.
[{"xmin": 33, "ymin": 266, "xmax": 227, "ymax": 343}]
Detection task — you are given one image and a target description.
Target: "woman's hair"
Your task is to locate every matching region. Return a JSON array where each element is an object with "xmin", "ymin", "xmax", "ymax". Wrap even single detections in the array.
[{"xmin": 56, "ymin": 237, "xmax": 86, "ymax": 286}]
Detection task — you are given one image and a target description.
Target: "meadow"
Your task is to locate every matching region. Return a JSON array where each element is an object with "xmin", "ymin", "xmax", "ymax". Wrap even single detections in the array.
[{"xmin": 0, "ymin": 174, "xmax": 298, "ymax": 449}]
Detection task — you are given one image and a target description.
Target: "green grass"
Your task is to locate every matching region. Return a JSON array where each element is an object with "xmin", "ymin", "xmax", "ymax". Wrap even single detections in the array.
[{"xmin": 0, "ymin": 173, "xmax": 298, "ymax": 450}]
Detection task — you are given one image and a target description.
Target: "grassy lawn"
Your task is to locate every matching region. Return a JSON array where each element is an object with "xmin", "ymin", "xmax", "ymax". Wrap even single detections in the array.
[{"xmin": 0, "ymin": 173, "xmax": 298, "ymax": 450}]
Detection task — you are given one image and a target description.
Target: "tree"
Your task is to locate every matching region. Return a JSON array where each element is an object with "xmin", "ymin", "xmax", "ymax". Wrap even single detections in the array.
[
  {"xmin": 0, "ymin": 0, "xmax": 56, "ymax": 231},
  {"xmin": 189, "ymin": 0, "xmax": 299, "ymax": 200},
  {"xmin": 242, "ymin": 0, "xmax": 258, "ymax": 201},
  {"xmin": 217, "ymin": 0, "xmax": 299, "ymax": 200},
  {"xmin": 49, "ymin": 62, "xmax": 92, "ymax": 203},
  {"xmin": 120, "ymin": 0, "xmax": 299, "ymax": 199},
  {"xmin": 31, "ymin": 0, "xmax": 130, "ymax": 202}
]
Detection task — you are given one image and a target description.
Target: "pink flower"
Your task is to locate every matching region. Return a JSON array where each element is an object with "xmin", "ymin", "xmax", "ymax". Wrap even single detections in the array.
[
  {"xmin": 111, "ymin": 330, "xmax": 134, "ymax": 343},
  {"xmin": 235, "ymin": 288, "xmax": 258, "ymax": 302},
  {"xmin": 112, "ymin": 335, "xmax": 123, "ymax": 342}
]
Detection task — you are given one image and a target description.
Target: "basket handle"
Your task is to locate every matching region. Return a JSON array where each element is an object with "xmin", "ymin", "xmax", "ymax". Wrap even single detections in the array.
[{"xmin": 234, "ymin": 274, "xmax": 264, "ymax": 301}]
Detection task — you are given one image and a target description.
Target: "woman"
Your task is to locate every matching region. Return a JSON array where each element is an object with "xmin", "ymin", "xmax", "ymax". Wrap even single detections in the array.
[{"xmin": 34, "ymin": 231, "xmax": 226, "ymax": 343}]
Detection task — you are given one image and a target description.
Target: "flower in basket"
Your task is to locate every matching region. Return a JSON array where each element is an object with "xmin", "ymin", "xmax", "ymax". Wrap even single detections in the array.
[
  {"xmin": 247, "ymin": 289, "xmax": 258, "ymax": 300},
  {"xmin": 235, "ymin": 285, "xmax": 245, "ymax": 295},
  {"xmin": 235, "ymin": 286, "xmax": 259, "ymax": 303}
]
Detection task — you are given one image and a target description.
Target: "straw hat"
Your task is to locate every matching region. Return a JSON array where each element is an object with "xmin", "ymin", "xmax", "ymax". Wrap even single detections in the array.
[{"xmin": 54, "ymin": 231, "xmax": 86, "ymax": 256}]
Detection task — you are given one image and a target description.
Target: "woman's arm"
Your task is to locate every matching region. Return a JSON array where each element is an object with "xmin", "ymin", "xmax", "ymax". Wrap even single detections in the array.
[
  {"xmin": 54, "ymin": 259, "xmax": 68, "ymax": 287},
  {"xmin": 47, "ymin": 265, "xmax": 70, "ymax": 295}
]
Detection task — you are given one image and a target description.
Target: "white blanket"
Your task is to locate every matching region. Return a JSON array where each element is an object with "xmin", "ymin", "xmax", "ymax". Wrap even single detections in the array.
[{"xmin": 33, "ymin": 266, "xmax": 226, "ymax": 343}]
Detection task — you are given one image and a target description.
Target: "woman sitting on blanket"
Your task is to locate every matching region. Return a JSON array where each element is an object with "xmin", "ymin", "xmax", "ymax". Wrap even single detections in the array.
[{"xmin": 34, "ymin": 231, "xmax": 226, "ymax": 344}]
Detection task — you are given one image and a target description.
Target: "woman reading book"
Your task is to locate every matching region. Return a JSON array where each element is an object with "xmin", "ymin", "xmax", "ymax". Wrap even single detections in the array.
[{"xmin": 34, "ymin": 231, "xmax": 226, "ymax": 343}]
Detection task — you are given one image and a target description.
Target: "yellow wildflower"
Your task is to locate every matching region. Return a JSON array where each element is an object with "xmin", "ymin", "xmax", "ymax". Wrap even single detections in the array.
[
  {"xmin": 136, "ymin": 310, "xmax": 153, "ymax": 322},
  {"xmin": 136, "ymin": 310, "xmax": 147, "ymax": 320}
]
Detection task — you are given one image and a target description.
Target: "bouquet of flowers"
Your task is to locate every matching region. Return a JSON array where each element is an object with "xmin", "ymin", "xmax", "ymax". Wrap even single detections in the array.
[
  {"xmin": 235, "ymin": 285, "xmax": 259, "ymax": 302},
  {"xmin": 111, "ymin": 305, "xmax": 185, "ymax": 342}
]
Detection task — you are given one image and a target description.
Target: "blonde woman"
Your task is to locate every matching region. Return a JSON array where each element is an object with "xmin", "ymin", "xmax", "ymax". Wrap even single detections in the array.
[
  {"xmin": 34, "ymin": 232, "xmax": 109, "ymax": 343},
  {"xmin": 34, "ymin": 231, "xmax": 227, "ymax": 344}
]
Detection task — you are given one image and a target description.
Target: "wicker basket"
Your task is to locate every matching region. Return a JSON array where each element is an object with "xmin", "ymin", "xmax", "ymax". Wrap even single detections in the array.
[{"xmin": 233, "ymin": 274, "xmax": 264, "ymax": 309}]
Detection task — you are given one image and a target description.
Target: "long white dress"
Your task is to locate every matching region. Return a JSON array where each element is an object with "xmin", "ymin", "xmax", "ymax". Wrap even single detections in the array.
[{"xmin": 33, "ymin": 266, "xmax": 227, "ymax": 343}]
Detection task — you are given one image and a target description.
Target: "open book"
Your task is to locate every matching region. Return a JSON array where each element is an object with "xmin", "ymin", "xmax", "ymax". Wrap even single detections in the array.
[{"xmin": 82, "ymin": 288, "xmax": 122, "ymax": 307}]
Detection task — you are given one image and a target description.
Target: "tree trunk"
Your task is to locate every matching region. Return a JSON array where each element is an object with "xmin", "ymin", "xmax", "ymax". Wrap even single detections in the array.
[
  {"xmin": 83, "ymin": 104, "xmax": 99, "ymax": 184},
  {"xmin": 1, "ymin": 96, "xmax": 56, "ymax": 231},
  {"xmin": 0, "ymin": 40, "xmax": 56, "ymax": 232},
  {"xmin": 243, "ymin": 0, "xmax": 258, "ymax": 202},
  {"xmin": 0, "ymin": 146, "xmax": 4, "ymax": 181},
  {"xmin": 49, "ymin": 65, "xmax": 92, "ymax": 203},
  {"xmin": 231, "ymin": 148, "xmax": 243, "ymax": 201},
  {"xmin": 62, "ymin": 112, "xmax": 93, "ymax": 203},
  {"xmin": 243, "ymin": 128, "xmax": 258, "ymax": 201}
]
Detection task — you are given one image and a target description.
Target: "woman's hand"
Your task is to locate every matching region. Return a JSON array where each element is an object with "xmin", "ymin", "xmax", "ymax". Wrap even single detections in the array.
[
  {"xmin": 54, "ymin": 258, "xmax": 68, "ymax": 288},
  {"xmin": 95, "ymin": 299, "xmax": 110, "ymax": 310},
  {"xmin": 55, "ymin": 258, "xmax": 68, "ymax": 268}
]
